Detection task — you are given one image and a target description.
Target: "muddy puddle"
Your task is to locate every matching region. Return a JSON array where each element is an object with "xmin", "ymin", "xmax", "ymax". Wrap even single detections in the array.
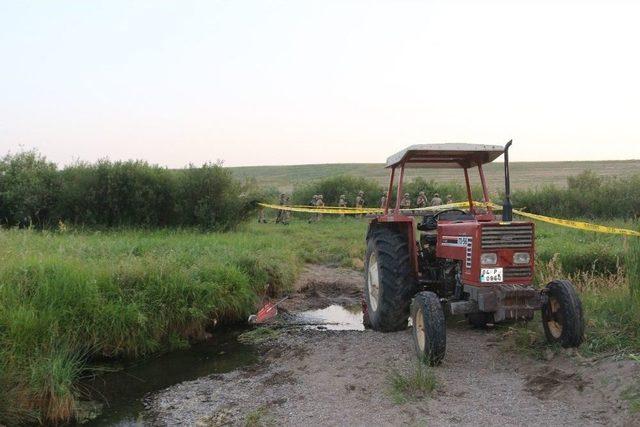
[
  {"xmin": 291, "ymin": 304, "xmax": 365, "ymax": 331},
  {"xmin": 80, "ymin": 327, "xmax": 257, "ymax": 426}
]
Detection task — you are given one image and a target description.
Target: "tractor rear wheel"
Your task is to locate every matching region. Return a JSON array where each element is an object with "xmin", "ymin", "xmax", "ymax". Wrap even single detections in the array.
[
  {"xmin": 364, "ymin": 227, "xmax": 416, "ymax": 332},
  {"xmin": 411, "ymin": 291, "xmax": 446, "ymax": 365},
  {"xmin": 541, "ymin": 280, "xmax": 584, "ymax": 348}
]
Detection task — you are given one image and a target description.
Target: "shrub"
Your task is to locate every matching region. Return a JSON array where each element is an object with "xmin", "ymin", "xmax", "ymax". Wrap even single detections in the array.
[
  {"xmin": 512, "ymin": 170, "xmax": 640, "ymax": 220},
  {"xmin": 0, "ymin": 151, "xmax": 59, "ymax": 227},
  {"xmin": 0, "ymin": 151, "xmax": 258, "ymax": 230},
  {"xmin": 292, "ymin": 175, "xmax": 383, "ymax": 207}
]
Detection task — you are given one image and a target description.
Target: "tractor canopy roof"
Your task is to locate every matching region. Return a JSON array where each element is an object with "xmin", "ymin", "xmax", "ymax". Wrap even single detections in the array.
[{"xmin": 385, "ymin": 143, "xmax": 505, "ymax": 169}]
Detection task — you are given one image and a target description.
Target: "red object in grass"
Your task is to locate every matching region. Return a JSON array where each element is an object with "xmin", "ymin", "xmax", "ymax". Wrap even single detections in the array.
[
  {"xmin": 255, "ymin": 302, "xmax": 278, "ymax": 323},
  {"xmin": 248, "ymin": 296, "xmax": 288, "ymax": 324}
]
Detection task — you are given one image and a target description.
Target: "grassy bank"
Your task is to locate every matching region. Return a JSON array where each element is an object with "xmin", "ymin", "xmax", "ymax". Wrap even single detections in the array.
[
  {"xmin": 0, "ymin": 220, "xmax": 363, "ymax": 424},
  {"xmin": 0, "ymin": 215, "xmax": 637, "ymax": 423}
]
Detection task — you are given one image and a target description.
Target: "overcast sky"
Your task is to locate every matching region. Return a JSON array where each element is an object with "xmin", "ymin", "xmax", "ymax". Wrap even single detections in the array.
[{"xmin": 0, "ymin": 0, "xmax": 638, "ymax": 167}]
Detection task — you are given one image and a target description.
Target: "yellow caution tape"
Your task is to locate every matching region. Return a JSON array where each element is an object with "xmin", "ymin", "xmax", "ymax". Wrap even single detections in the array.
[
  {"xmin": 510, "ymin": 208, "xmax": 640, "ymax": 237},
  {"xmin": 259, "ymin": 201, "xmax": 640, "ymax": 237}
]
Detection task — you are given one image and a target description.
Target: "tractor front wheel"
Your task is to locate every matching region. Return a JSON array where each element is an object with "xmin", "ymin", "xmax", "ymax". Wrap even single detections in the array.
[
  {"xmin": 541, "ymin": 280, "xmax": 584, "ymax": 348},
  {"xmin": 411, "ymin": 291, "xmax": 446, "ymax": 365}
]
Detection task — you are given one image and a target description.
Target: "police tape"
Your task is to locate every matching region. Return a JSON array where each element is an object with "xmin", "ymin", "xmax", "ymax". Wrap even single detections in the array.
[
  {"xmin": 257, "ymin": 202, "xmax": 468, "ymax": 215},
  {"xmin": 259, "ymin": 202, "xmax": 640, "ymax": 237}
]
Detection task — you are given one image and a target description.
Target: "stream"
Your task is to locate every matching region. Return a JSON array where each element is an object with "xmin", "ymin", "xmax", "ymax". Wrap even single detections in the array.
[{"xmin": 80, "ymin": 327, "xmax": 257, "ymax": 426}]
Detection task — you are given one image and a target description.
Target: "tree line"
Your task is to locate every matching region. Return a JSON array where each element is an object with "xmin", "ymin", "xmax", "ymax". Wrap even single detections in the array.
[{"xmin": 0, "ymin": 151, "xmax": 262, "ymax": 230}]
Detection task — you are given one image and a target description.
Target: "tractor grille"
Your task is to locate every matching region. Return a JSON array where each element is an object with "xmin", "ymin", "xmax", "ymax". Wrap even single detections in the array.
[
  {"xmin": 504, "ymin": 266, "xmax": 533, "ymax": 279},
  {"xmin": 481, "ymin": 224, "xmax": 533, "ymax": 249}
]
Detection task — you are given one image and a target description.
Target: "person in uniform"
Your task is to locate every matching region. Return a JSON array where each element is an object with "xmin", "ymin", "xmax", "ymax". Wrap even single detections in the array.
[
  {"xmin": 315, "ymin": 194, "xmax": 325, "ymax": 222},
  {"xmin": 258, "ymin": 207, "xmax": 268, "ymax": 223},
  {"xmin": 275, "ymin": 193, "xmax": 286, "ymax": 223},
  {"xmin": 355, "ymin": 191, "xmax": 365, "ymax": 218},
  {"xmin": 338, "ymin": 194, "xmax": 348, "ymax": 218},
  {"xmin": 416, "ymin": 191, "xmax": 427, "ymax": 208},
  {"xmin": 400, "ymin": 193, "xmax": 412, "ymax": 209},
  {"xmin": 430, "ymin": 192, "xmax": 443, "ymax": 206},
  {"xmin": 283, "ymin": 195, "xmax": 291, "ymax": 225},
  {"xmin": 446, "ymin": 194, "xmax": 454, "ymax": 205},
  {"xmin": 379, "ymin": 193, "xmax": 387, "ymax": 209}
]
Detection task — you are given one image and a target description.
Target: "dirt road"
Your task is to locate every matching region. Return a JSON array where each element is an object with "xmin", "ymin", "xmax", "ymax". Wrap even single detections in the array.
[{"xmin": 148, "ymin": 266, "xmax": 639, "ymax": 426}]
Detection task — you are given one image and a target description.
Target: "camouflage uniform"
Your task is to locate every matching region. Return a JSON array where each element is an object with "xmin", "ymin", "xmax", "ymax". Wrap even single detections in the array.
[
  {"xmin": 338, "ymin": 194, "xmax": 347, "ymax": 218},
  {"xmin": 275, "ymin": 193, "xmax": 286, "ymax": 223},
  {"xmin": 416, "ymin": 191, "xmax": 427, "ymax": 208},
  {"xmin": 355, "ymin": 191, "xmax": 365, "ymax": 218},
  {"xmin": 315, "ymin": 194, "xmax": 325, "ymax": 222},
  {"xmin": 258, "ymin": 207, "xmax": 267, "ymax": 223},
  {"xmin": 379, "ymin": 194, "xmax": 387, "ymax": 209},
  {"xmin": 430, "ymin": 192, "xmax": 443, "ymax": 206},
  {"xmin": 400, "ymin": 193, "xmax": 412, "ymax": 209},
  {"xmin": 283, "ymin": 196, "xmax": 291, "ymax": 224},
  {"xmin": 446, "ymin": 195, "xmax": 454, "ymax": 205}
]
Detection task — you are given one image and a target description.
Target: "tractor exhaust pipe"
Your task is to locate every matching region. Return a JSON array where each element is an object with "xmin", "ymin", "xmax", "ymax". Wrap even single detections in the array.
[{"xmin": 502, "ymin": 140, "xmax": 513, "ymax": 222}]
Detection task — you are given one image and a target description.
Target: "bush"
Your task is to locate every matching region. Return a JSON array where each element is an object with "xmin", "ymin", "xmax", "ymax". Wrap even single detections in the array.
[
  {"xmin": 292, "ymin": 175, "xmax": 383, "ymax": 207},
  {"xmin": 512, "ymin": 170, "xmax": 640, "ymax": 220},
  {"xmin": 0, "ymin": 151, "xmax": 59, "ymax": 227},
  {"xmin": 0, "ymin": 151, "xmax": 258, "ymax": 230}
]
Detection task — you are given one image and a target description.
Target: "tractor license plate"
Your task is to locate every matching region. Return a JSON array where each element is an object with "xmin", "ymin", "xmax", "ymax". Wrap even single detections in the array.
[{"xmin": 480, "ymin": 268, "xmax": 503, "ymax": 283}]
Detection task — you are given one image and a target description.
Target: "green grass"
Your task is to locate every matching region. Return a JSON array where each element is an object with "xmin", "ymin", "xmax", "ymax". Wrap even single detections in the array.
[
  {"xmin": 0, "ymin": 219, "xmax": 364, "ymax": 424},
  {"xmin": 230, "ymin": 160, "xmax": 640, "ymax": 192},
  {"xmin": 387, "ymin": 363, "xmax": 438, "ymax": 404}
]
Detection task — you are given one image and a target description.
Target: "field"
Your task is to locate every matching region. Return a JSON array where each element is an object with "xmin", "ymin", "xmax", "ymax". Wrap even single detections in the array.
[
  {"xmin": 0, "ymin": 215, "xmax": 638, "ymax": 424},
  {"xmin": 230, "ymin": 160, "xmax": 640, "ymax": 192}
]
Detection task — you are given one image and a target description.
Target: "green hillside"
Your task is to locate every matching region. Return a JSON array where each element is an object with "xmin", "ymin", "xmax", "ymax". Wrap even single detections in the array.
[{"xmin": 230, "ymin": 160, "xmax": 640, "ymax": 192}]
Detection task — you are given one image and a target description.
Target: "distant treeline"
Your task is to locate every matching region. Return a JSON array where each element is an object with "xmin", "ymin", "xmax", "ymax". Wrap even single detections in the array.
[
  {"xmin": 291, "ymin": 171, "xmax": 640, "ymax": 220},
  {"xmin": 2, "ymin": 151, "xmax": 638, "ymax": 229},
  {"xmin": 0, "ymin": 151, "xmax": 263, "ymax": 230}
]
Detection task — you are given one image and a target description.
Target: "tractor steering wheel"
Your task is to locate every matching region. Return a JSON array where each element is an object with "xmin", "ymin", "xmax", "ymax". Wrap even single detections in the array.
[{"xmin": 433, "ymin": 209, "xmax": 468, "ymax": 220}]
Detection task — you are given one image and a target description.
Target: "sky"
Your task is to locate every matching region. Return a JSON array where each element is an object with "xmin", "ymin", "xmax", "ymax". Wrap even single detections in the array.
[{"xmin": 0, "ymin": 0, "xmax": 638, "ymax": 167}]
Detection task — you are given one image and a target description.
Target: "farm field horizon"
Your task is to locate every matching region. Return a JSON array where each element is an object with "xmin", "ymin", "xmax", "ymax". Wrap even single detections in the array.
[{"xmin": 229, "ymin": 159, "xmax": 640, "ymax": 192}]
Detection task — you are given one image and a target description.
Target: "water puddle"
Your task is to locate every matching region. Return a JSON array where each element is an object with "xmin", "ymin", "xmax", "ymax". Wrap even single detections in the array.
[
  {"xmin": 293, "ymin": 304, "xmax": 365, "ymax": 331},
  {"xmin": 80, "ymin": 327, "xmax": 257, "ymax": 426}
]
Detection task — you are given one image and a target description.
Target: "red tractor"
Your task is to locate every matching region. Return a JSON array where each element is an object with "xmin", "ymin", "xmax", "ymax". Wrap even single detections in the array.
[{"xmin": 364, "ymin": 142, "xmax": 584, "ymax": 364}]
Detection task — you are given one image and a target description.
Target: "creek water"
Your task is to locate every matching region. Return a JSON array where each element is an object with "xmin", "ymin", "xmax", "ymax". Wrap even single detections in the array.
[
  {"xmin": 80, "ymin": 305, "xmax": 362, "ymax": 425},
  {"xmin": 293, "ymin": 304, "xmax": 365, "ymax": 331},
  {"xmin": 80, "ymin": 327, "xmax": 257, "ymax": 426}
]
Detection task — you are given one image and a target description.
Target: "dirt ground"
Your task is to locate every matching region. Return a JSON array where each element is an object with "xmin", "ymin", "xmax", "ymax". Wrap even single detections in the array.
[{"xmin": 147, "ymin": 265, "xmax": 640, "ymax": 426}]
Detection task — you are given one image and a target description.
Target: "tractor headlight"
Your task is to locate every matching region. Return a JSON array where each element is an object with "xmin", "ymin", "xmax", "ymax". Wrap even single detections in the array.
[
  {"xmin": 513, "ymin": 252, "xmax": 531, "ymax": 264},
  {"xmin": 480, "ymin": 253, "xmax": 497, "ymax": 265}
]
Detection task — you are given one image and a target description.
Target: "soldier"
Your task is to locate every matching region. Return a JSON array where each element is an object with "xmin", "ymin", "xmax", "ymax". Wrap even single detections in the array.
[
  {"xmin": 275, "ymin": 193, "xmax": 286, "ymax": 223},
  {"xmin": 258, "ymin": 207, "xmax": 268, "ymax": 223},
  {"xmin": 283, "ymin": 196, "xmax": 291, "ymax": 225},
  {"xmin": 400, "ymin": 192, "xmax": 412, "ymax": 209},
  {"xmin": 446, "ymin": 194, "xmax": 454, "ymax": 205},
  {"xmin": 338, "ymin": 194, "xmax": 348, "ymax": 218},
  {"xmin": 431, "ymin": 192, "xmax": 443, "ymax": 206},
  {"xmin": 315, "ymin": 194, "xmax": 325, "ymax": 222},
  {"xmin": 416, "ymin": 191, "xmax": 427, "ymax": 208},
  {"xmin": 355, "ymin": 190, "xmax": 365, "ymax": 218},
  {"xmin": 309, "ymin": 194, "xmax": 318, "ymax": 206},
  {"xmin": 380, "ymin": 193, "xmax": 387, "ymax": 209}
]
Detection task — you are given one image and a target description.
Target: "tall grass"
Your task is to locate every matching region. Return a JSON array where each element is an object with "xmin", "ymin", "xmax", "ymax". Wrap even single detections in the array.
[{"xmin": 0, "ymin": 220, "xmax": 364, "ymax": 424}]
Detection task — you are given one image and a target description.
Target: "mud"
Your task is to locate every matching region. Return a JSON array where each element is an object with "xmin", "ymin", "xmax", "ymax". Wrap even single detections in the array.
[{"xmin": 147, "ymin": 265, "xmax": 640, "ymax": 426}]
